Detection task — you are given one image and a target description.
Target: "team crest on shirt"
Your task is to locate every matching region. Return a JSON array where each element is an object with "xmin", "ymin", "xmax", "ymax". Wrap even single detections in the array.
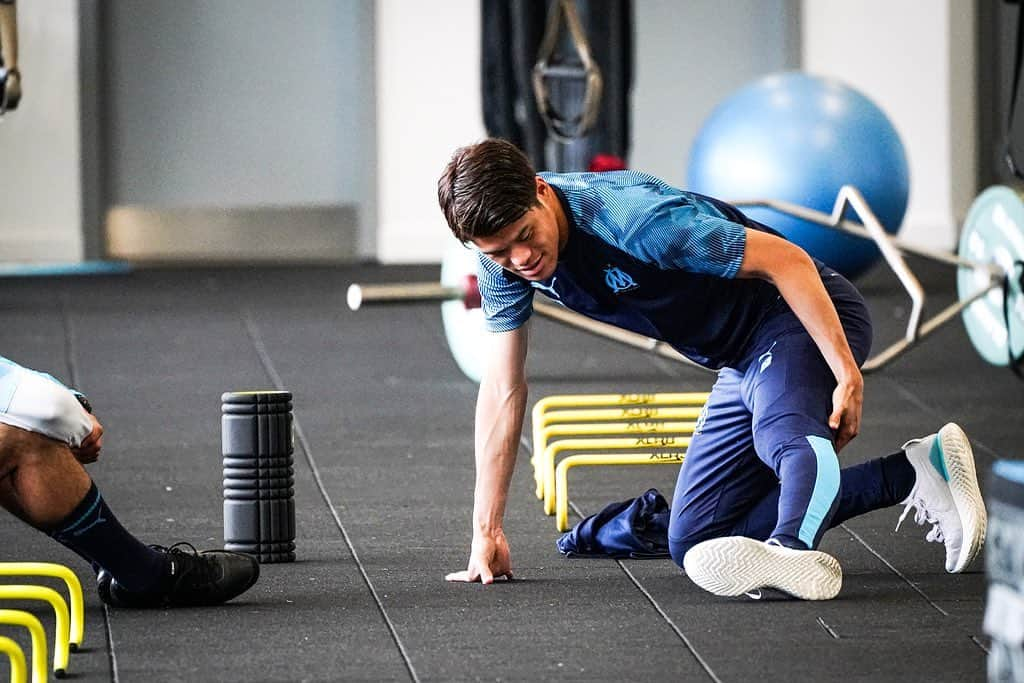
[{"xmin": 603, "ymin": 265, "xmax": 638, "ymax": 293}]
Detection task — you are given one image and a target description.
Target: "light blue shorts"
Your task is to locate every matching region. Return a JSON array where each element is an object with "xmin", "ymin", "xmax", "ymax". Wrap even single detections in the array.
[{"xmin": 0, "ymin": 357, "xmax": 93, "ymax": 447}]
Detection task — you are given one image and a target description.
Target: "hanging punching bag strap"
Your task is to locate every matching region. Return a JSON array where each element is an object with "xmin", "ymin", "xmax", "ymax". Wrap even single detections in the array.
[
  {"xmin": 1005, "ymin": 0, "xmax": 1024, "ymax": 178},
  {"xmin": 531, "ymin": 0, "xmax": 603, "ymax": 144}
]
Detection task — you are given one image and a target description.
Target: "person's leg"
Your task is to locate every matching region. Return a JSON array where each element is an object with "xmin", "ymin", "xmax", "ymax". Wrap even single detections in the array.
[
  {"xmin": 683, "ymin": 334, "xmax": 985, "ymax": 597},
  {"xmin": 0, "ymin": 423, "xmax": 261, "ymax": 607},
  {"xmin": 0, "ymin": 425, "xmax": 90, "ymax": 525},
  {"xmin": 742, "ymin": 266, "xmax": 875, "ymax": 548},
  {"xmin": 0, "ymin": 361, "xmax": 260, "ymax": 607},
  {"xmin": 727, "ymin": 450, "xmax": 916, "ymax": 539},
  {"xmin": 667, "ymin": 368, "xmax": 777, "ymax": 565},
  {"xmin": 0, "ymin": 422, "xmax": 168, "ymax": 589},
  {"xmin": 666, "ymin": 358, "xmax": 913, "ymax": 557},
  {"xmin": 745, "ymin": 330, "xmax": 845, "ymax": 550},
  {"xmin": 703, "ymin": 300, "xmax": 976, "ymax": 567},
  {"xmin": 682, "ymin": 329, "xmax": 847, "ymax": 600},
  {"xmin": 706, "ymin": 424, "xmax": 985, "ymax": 575}
]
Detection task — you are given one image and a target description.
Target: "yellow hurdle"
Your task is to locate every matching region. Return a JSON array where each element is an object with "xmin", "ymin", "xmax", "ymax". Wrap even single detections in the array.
[
  {"xmin": 530, "ymin": 392, "xmax": 708, "ymax": 494},
  {"xmin": 0, "ymin": 610, "xmax": 47, "ymax": 683},
  {"xmin": 540, "ymin": 436, "xmax": 692, "ymax": 515},
  {"xmin": 0, "ymin": 635, "xmax": 27, "ymax": 683},
  {"xmin": 0, "ymin": 564, "xmax": 83, "ymax": 652},
  {"xmin": 532, "ymin": 392, "xmax": 709, "ymax": 415},
  {"xmin": 535, "ymin": 420, "xmax": 697, "ymax": 496},
  {"xmin": 555, "ymin": 452, "xmax": 687, "ymax": 532},
  {"xmin": 533, "ymin": 407, "xmax": 705, "ymax": 486},
  {"xmin": 0, "ymin": 586, "xmax": 70, "ymax": 677},
  {"xmin": 531, "ymin": 392, "xmax": 707, "ymax": 455}
]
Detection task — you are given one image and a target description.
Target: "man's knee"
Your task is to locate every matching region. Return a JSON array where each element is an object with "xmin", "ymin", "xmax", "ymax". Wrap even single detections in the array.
[
  {"xmin": 754, "ymin": 429, "xmax": 835, "ymax": 471},
  {"xmin": 668, "ymin": 515, "xmax": 721, "ymax": 568},
  {"xmin": 0, "ymin": 422, "xmax": 68, "ymax": 472},
  {"xmin": 0, "ymin": 424, "xmax": 15, "ymax": 475},
  {"xmin": 0, "ymin": 422, "xmax": 35, "ymax": 460},
  {"xmin": 668, "ymin": 537, "xmax": 695, "ymax": 568}
]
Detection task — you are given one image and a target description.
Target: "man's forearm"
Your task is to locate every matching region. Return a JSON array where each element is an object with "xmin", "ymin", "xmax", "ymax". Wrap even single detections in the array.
[
  {"xmin": 740, "ymin": 230, "xmax": 860, "ymax": 384},
  {"xmin": 773, "ymin": 252, "xmax": 860, "ymax": 383},
  {"xmin": 470, "ymin": 325, "xmax": 531, "ymax": 535},
  {"xmin": 472, "ymin": 373, "xmax": 528, "ymax": 534}
]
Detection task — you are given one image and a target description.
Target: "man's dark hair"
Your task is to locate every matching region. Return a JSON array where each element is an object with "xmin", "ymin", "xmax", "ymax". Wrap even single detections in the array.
[{"xmin": 437, "ymin": 138, "xmax": 539, "ymax": 242}]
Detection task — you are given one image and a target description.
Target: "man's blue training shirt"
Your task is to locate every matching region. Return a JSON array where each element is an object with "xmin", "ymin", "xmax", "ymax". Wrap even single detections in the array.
[{"xmin": 475, "ymin": 170, "xmax": 794, "ymax": 369}]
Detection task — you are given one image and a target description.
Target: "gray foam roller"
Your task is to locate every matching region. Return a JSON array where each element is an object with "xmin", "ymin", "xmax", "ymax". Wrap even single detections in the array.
[{"xmin": 222, "ymin": 390, "xmax": 296, "ymax": 563}]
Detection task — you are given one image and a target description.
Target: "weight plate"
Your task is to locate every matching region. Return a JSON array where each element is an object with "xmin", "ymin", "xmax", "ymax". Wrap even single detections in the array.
[
  {"xmin": 441, "ymin": 242, "xmax": 488, "ymax": 382},
  {"xmin": 957, "ymin": 186, "xmax": 1024, "ymax": 365}
]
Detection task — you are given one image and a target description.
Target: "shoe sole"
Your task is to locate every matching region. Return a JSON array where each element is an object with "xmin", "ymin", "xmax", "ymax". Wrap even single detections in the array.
[
  {"xmin": 938, "ymin": 423, "xmax": 987, "ymax": 573},
  {"xmin": 236, "ymin": 559, "xmax": 261, "ymax": 598},
  {"xmin": 682, "ymin": 537, "xmax": 842, "ymax": 601}
]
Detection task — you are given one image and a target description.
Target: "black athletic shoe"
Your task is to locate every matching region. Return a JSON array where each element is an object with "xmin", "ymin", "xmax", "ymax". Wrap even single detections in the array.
[{"xmin": 97, "ymin": 542, "xmax": 259, "ymax": 608}]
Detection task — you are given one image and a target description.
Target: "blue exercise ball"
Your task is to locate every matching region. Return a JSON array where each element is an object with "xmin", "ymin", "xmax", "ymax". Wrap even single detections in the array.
[{"xmin": 687, "ymin": 72, "xmax": 910, "ymax": 278}]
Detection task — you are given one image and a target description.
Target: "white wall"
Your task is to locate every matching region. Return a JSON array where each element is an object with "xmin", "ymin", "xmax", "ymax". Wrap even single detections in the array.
[
  {"xmin": 103, "ymin": 1, "xmax": 375, "ymax": 259},
  {"xmin": 0, "ymin": 1, "xmax": 84, "ymax": 262},
  {"xmin": 374, "ymin": 0, "xmax": 485, "ymax": 264},
  {"xmin": 802, "ymin": 0, "xmax": 976, "ymax": 250},
  {"xmin": 0, "ymin": 1, "xmax": 377, "ymax": 264},
  {"xmin": 105, "ymin": 1, "xmax": 373, "ymax": 210}
]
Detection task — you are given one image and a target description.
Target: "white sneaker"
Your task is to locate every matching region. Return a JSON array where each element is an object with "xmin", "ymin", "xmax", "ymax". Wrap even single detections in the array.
[
  {"xmin": 682, "ymin": 536, "xmax": 842, "ymax": 601},
  {"xmin": 897, "ymin": 423, "xmax": 987, "ymax": 573}
]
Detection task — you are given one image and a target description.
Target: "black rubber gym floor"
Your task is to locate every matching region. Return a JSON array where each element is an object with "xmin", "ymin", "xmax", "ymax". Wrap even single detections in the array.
[{"xmin": 0, "ymin": 256, "xmax": 1020, "ymax": 682}]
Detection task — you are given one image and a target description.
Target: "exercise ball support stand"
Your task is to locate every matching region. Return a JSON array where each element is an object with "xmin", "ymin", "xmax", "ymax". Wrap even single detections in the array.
[{"xmin": 732, "ymin": 185, "xmax": 1003, "ymax": 372}]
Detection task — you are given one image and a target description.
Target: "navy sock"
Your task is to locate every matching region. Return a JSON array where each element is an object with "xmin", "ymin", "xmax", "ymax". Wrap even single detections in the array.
[
  {"xmin": 880, "ymin": 450, "xmax": 917, "ymax": 504},
  {"xmin": 827, "ymin": 452, "xmax": 916, "ymax": 527},
  {"xmin": 731, "ymin": 452, "xmax": 919, "ymax": 541},
  {"xmin": 49, "ymin": 482, "xmax": 167, "ymax": 592}
]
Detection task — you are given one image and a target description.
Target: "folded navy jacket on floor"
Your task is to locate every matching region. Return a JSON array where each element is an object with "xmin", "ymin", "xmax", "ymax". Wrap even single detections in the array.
[{"xmin": 556, "ymin": 488, "xmax": 671, "ymax": 559}]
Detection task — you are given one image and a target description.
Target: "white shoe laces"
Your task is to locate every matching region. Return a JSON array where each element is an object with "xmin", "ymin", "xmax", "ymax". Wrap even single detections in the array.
[{"xmin": 896, "ymin": 496, "xmax": 945, "ymax": 543}]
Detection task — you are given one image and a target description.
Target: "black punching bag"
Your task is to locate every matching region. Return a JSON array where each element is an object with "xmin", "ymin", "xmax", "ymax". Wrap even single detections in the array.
[{"xmin": 481, "ymin": 0, "xmax": 633, "ymax": 173}]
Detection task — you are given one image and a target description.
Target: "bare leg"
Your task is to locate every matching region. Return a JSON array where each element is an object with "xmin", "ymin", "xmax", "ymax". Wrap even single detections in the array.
[
  {"xmin": 0, "ymin": 421, "xmax": 168, "ymax": 589},
  {"xmin": 0, "ymin": 420, "xmax": 259, "ymax": 607},
  {"xmin": 0, "ymin": 423, "xmax": 90, "ymax": 529}
]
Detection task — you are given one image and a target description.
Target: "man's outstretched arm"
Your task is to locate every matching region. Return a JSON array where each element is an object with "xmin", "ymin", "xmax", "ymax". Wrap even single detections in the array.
[{"xmin": 446, "ymin": 323, "xmax": 530, "ymax": 584}]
